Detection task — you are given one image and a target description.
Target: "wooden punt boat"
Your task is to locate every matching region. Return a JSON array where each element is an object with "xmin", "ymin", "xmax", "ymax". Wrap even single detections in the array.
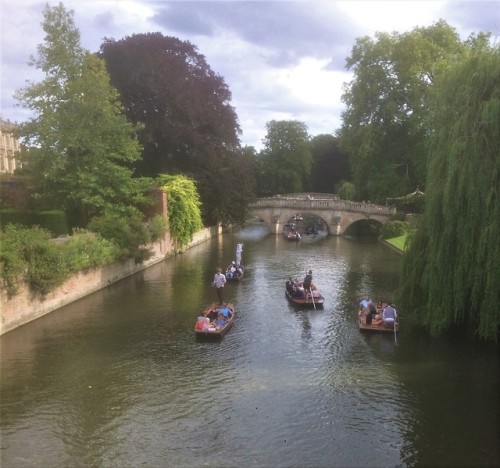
[
  {"xmin": 285, "ymin": 288, "xmax": 324, "ymax": 308},
  {"xmin": 357, "ymin": 305, "xmax": 399, "ymax": 333},
  {"xmin": 194, "ymin": 303, "xmax": 235, "ymax": 339},
  {"xmin": 225, "ymin": 266, "xmax": 244, "ymax": 282},
  {"xmin": 287, "ymin": 231, "xmax": 301, "ymax": 241}
]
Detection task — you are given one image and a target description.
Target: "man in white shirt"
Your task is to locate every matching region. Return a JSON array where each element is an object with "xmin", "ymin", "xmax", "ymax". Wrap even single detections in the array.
[
  {"xmin": 236, "ymin": 243, "xmax": 243, "ymax": 266},
  {"xmin": 382, "ymin": 304, "xmax": 397, "ymax": 326}
]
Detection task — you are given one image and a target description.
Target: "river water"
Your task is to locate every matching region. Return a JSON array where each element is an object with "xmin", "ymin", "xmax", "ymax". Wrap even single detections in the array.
[{"xmin": 1, "ymin": 227, "xmax": 498, "ymax": 468}]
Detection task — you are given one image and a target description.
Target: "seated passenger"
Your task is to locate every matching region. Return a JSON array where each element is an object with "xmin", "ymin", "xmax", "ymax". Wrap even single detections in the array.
[
  {"xmin": 225, "ymin": 263, "xmax": 234, "ymax": 278},
  {"xmin": 359, "ymin": 296, "xmax": 373, "ymax": 309},
  {"xmin": 365, "ymin": 309, "xmax": 374, "ymax": 324},
  {"xmin": 219, "ymin": 307, "xmax": 232, "ymax": 319},
  {"xmin": 213, "ymin": 313, "xmax": 227, "ymax": 330},
  {"xmin": 295, "ymin": 286, "xmax": 305, "ymax": 298},
  {"xmin": 196, "ymin": 310, "xmax": 211, "ymax": 331}
]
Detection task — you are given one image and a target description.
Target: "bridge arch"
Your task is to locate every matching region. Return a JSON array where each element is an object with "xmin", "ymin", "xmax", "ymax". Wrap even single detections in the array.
[{"xmin": 248, "ymin": 194, "xmax": 395, "ymax": 236}]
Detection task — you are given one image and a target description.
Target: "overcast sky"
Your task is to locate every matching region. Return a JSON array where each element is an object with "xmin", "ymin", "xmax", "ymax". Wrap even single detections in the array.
[{"xmin": 1, "ymin": 1, "xmax": 498, "ymax": 149}]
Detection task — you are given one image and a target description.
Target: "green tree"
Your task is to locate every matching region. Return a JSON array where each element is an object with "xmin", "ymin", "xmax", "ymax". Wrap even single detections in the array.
[
  {"xmin": 15, "ymin": 3, "xmax": 150, "ymax": 226},
  {"xmin": 338, "ymin": 21, "xmax": 467, "ymax": 203},
  {"xmin": 259, "ymin": 120, "xmax": 312, "ymax": 195},
  {"xmin": 397, "ymin": 47, "xmax": 500, "ymax": 341},
  {"xmin": 99, "ymin": 33, "xmax": 255, "ymax": 225},
  {"xmin": 337, "ymin": 181, "xmax": 356, "ymax": 200},
  {"xmin": 310, "ymin": 134, "xmax": 350, "ymax": 194}
]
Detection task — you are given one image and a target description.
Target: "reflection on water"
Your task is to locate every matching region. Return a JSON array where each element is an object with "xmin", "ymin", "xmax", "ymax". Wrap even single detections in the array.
[{"xmin": 1, "ymin": 230, "xmax": 498, "ymax": 467}]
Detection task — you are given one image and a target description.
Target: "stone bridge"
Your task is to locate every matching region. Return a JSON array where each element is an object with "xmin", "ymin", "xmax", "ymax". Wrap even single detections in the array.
[{"xmin": 248, "ymin": 193, "xmax": 396, "ymax": 236}]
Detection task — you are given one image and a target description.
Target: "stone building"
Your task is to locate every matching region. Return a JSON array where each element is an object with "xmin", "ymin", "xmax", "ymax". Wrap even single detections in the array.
[{"xmin": 0, "ymin": 119, "xmax": 22, "ymax": 174}]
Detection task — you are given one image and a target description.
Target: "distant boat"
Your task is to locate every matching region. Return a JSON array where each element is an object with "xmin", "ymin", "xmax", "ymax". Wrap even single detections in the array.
[
  {"xmin": 287, "ymin": 231, "xmax": 301, "ymax": 241},
  {"xmin": 226, "ymin": 265, "xmax": 244, "ymax": 282}
]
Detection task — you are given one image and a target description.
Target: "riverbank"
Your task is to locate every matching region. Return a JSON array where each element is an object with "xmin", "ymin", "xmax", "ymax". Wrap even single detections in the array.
[
  {"xmin": 383, "ymin": 234, "xmax": 407, "ymax": 254},
  {"xmin": 0, "ymin": 225, "xmax": 220, "ymax": 335}
]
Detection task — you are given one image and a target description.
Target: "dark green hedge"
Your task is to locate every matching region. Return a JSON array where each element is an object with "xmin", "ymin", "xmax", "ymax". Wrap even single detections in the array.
[{"xmin": 0, "ymin": 210, "xmax": 69, "ymax": 236}]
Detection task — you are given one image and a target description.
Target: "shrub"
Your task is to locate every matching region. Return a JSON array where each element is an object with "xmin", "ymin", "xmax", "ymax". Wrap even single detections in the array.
[
  {"xmin": 148, "ymin": 215, "xmax": 168, "ymax": 242},
  {"xmin": 88, "ymin": 214, "xmax": 153, "ymax": 263},
  {"xmin": 0, "ymin": 224, "xmax": 69, "ymax": 296},
  {"xmin": 381, "ymin": 220, "xmax": 410, "ymax": 239},
  {"xmin": 64, "ymin": 229, "xmax": 121, "ymax": 272},
  {"xmin": 0, "ymin": 209, "xmax": 68, "ymax": 236}
]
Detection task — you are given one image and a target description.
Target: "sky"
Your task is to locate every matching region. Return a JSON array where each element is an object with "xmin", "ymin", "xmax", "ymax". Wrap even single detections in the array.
[{"xmin": 1, "ymin": 1, "xmax": 498, "ymax": 150}]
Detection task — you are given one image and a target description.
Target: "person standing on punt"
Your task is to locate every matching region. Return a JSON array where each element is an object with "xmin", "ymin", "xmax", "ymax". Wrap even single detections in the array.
[
  {"xmin": 303, "ymin": 270, "xmax": 313, "ymax": 301},
  {"xmin": 236, "ymin": 243, "xmax": 243, "ymax": 266},
  {"xmin": 213, "ymin": 267, "xmax": 227, "ymax": 305},
  {"xmin": 382, "ymin": 303, "xmax": 397, "ymax": 326}
]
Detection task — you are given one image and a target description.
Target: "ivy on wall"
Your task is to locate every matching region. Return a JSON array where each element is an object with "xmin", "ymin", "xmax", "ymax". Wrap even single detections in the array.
[{"xmin": 158, "ymin": 175, "xmax": 203, "ymax": 249}]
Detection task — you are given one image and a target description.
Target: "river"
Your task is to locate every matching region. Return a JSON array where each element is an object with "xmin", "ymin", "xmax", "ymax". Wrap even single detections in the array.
[{"xmin": 1, "ymin": 227, "xmax": 498, "ymax": 467}]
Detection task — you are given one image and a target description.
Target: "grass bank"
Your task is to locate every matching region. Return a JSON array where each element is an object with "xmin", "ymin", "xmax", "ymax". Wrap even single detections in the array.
[{"xmin": 384, "ymin": 234, "xmax": 407, "ymax": 253}]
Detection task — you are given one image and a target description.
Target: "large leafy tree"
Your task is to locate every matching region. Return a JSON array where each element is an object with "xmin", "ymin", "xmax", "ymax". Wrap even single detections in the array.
[
  {"xmin": 397, "ymin": 46, "xmax": 500, "ymax": 341},
  {"xmin": 258, "ymin": 120, "xmax": 312, "ymax": 195},
  {"xmin": 310, "ymin": 134, "xmax": 350, "ymax": 194},
  {"xmin": 15, "ymin": 3, "xmax": 149, "ymax": 226},
  {"xmin": 338, "ymin": 21, "xmax": 467, "ymax": 202},
  {"xmin": 99, "ymin": 33, "xmax": 254, "ymax": 225}
]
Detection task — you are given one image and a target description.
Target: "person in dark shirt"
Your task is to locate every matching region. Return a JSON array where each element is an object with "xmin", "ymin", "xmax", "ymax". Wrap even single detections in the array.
[{"xmin": 303, "ymin": 270, "xmax": 313, "ymax": 300}]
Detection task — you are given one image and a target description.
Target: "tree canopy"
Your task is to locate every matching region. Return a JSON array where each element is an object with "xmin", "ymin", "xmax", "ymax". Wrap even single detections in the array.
[
  {"xmin": 99, "ymin": 33, "xmax": 255, "ymax": 225},
  {"xmin": 397, "ymin": 46, "xmax": 500, "ymax": 341},
  {"xmin": 257, "ymin": 120, "xmax": 312, "ymax": 195},
  {"xmin": 15, "ymin": 3, "xmax": 150, "ymax": 226},
  {"xmin": 310, "ymin": 134, "xmax": 350, "ymax": 194},
  {"xmin": 338, "ymin": 21, "xmax": 472, "ymax": 203}
]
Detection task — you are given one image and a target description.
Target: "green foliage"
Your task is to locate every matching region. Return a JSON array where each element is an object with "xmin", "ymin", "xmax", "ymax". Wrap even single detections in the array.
[
  {"xmin": 310, "ymin": 135, "xmax": 350, "ymax": 193},
  {"xmin": 158, "ymin": 175, "xmax": 203, "ymax": 248},
  {"xmin": 64, "ymin": 229, "xmax": 121, "ymax": 272},
  {"xmin": 15, "ymin": 4, "xmax": 151, "ymax": 226},
  {"xmin": 337, "ymin": 181, "xmax": 356, "ymax": 200},
  {"xmin": 338, "ymin": 21, "xmax": 470, "ymax": 203},
  {"xmin": 147, "ymin": 215, "xmax": 168, "ymax": 242},
  {"xmin": 0, "ymin": 213, "xmax": 164, "ymax": 297},
  {"xmin": 0, "ymin": 224, "xmax": 68, "ymax": 296},
  {"xmin": 259, "ymin": 120, "xmax": 312, "ymax": 195},
  {"xmin": 100, "ymin": 32, "xmax": 255, "ymax": 226},
  {"xmin": 381, "ymin": 220, "xmax": 409, "ymax": 239},
  {"xmin": 88, "ymin": 214, "xmax": 153, "ymax": 263},
  {"xmin": 385, "ymin": 234, "xmax": 407, "ymax": 252},
  {"xmin": 397, "ymin": 46, "xmax": 500, "ymax": 341},
  {"xmin": 0, "ymin": 209, "xmax": 68, "ymax": 236}
]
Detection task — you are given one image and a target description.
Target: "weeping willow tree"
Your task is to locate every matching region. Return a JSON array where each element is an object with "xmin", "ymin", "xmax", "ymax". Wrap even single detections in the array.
[
  {"xmin": 397, "ymin": 46, "xmax": 500, "ymax": 341},
  {"xmin": 158, "ymin": 175, "xmax": 203, "ymax": 249}
]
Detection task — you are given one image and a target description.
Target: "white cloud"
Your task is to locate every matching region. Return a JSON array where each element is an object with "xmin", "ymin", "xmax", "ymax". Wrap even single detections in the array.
[
  {"xmin": 336, "ymin": 1, "xmax": 447, "ymax": 33},
  {"xmin": 1, "ymin": 0, "xmax": 497, "ymax": 150}
]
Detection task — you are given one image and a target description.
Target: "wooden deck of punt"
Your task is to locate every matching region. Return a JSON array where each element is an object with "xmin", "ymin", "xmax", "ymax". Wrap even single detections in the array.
[
  {"xmin": 194, "ymin": 303, "xmax": 235, "ymax": 339},
  {"xmin": 358, "ymin": 312, "xmax": 399, "ymax": 333},
  {"xmin": 285, "ymin": 289, "xmax": 324, "ymax": 308}
]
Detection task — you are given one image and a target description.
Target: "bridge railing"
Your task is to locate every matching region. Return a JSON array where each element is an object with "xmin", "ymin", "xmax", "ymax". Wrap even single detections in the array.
[{"xmin": 249, "ymin": 196, "xmax": 396, "ymax": 216}]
